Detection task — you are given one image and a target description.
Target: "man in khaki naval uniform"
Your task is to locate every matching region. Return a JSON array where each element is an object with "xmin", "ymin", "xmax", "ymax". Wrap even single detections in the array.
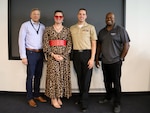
[{"xmin": 70, "ymin": 8, "xmax": 97, "ymax": 112}]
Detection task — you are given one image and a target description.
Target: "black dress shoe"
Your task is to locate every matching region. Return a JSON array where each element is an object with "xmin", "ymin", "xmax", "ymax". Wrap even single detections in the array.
[
  {"xmin": 99, "ymin": 98, "xmax": 111, "ymax": 104},
  {"xmin": 80, "ymin": 103, "xmax": 87, "ymax": 112},
  {"xmin": 75, "ymin": 100, "xmax": 81, "ymax": 105},
  {"xmin": 81, "ymin": 107, "xmax": 87, "ymax": 112},
  {"xmin": 113, "ymin": 105, "xmax": 121, "ymax": 113}
]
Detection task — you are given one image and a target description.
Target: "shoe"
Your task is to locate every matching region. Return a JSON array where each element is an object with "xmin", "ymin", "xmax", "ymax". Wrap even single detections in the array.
[
  {"xmin": 51, "ymin": 98, "xmax": 61, "ymax": 109},
  {"xmin": 113, "ymin": 105, "xmax": 121, "ymax": 113},
  {"xmin": 99, "ymin": 98, "xmax": 111, "ymax": 104},
  {"xmin": 81, "ymin": 107, "xmax": 87, "ymax": 112},
  {"xmin": 57, "ymin": 98, "xmax": 62, "ymax": 105},
  {"xmin": 28, "ymin": 99, "xmax": 37, "ymax": 107},
  {"xmin": 80, "ymin": 104, "xmax": 87, "ymax": 112},
  {"xmin": 75, "ymin": 100, "xmax": 81, "ymax": 105},
  {"xmin": 34, "ymin": 96, "xmax": 47, "ymax": 103}
]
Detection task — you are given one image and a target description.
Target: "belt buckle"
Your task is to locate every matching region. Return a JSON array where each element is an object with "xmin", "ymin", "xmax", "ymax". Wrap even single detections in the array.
[{"xmin": 78, "ymin": 50, "xmax": 83, "ymax": 52}]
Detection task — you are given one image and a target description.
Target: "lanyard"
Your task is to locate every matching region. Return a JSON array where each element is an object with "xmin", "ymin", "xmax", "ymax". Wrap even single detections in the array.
[{"xmin": 30, "ymin": 20, "xmax": 40, "ymax": 34}]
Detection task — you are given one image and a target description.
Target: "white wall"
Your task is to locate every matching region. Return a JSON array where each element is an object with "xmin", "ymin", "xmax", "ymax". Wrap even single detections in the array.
[
  {"xmin": 0, "ymin": 0, "xmax": 150, "ymax": 92},
  {"xmin": 122, "ymin": 0, "xmax": 150, "ymax": 91}
]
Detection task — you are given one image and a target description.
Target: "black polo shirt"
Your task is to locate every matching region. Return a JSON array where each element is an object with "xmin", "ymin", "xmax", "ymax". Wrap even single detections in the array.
[{"xmin": 98, "ymin": 25, "xmax": 130, "ymax": 64}]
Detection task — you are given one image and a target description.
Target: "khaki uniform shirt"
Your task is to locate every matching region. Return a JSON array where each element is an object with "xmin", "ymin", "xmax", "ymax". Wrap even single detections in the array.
[{"xmin": 70, "ymin": 22, "xmax": 97, "ymax": 50}]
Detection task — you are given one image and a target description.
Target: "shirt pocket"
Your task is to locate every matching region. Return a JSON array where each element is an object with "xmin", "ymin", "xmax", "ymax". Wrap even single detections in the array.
[
  {"xmin": 81, "ymin": 29, "xmax": 90, "ymax": 37},
  {"xmin": 110, "ymin": 32, "xmax": 121, "ymax": 42}
]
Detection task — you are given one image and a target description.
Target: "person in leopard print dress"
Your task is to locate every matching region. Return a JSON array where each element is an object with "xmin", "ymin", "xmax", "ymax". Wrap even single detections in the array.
[{"xmin": 43, "ymin": 10, "xmax": 72, "ymax": 108}]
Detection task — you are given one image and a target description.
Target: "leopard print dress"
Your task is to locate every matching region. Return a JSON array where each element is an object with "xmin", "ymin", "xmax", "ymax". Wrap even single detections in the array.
[{"xmin": 43, "ymin": 26, "xmax": 72, "ymax": 99}]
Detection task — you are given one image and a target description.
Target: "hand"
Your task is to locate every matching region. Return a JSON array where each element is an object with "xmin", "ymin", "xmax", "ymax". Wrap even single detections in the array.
[
  {"xmin": 44, "ymin": 53, "xmax": 48, "ymax": 61},
  {"xmin": 88, "ymin": 58, "xmax": 94, "ymax": 69},
  {"xmin": 53, "ymin": 54, "xmax": 64, "ymax": 61},
  {"xmin": 95, "ymin": 60, "xmax": 100, "ymax": 68},
  {"xmin": 22, "ymin": 58, "xmax": 28, "ymax": 65}
]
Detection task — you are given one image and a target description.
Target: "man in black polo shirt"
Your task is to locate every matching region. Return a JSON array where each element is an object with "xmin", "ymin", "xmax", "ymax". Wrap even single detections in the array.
[{"xmin": 95, "ymin": 12, "xmax": 130, "ymax": 113}]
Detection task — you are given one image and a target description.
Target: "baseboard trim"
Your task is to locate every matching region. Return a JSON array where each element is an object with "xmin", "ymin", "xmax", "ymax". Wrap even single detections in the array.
[{"xmin": 0, "ymin": 91, "xmax": 150, "ymax": 96}]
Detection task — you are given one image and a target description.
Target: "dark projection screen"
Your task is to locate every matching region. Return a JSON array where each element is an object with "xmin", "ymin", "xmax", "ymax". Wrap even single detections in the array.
[{"xmin": 8, "ymin": 0, "xmax": 125, "ymax": 60}]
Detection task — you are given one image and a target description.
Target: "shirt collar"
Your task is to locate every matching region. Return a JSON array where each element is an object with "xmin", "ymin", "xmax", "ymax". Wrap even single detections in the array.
[
  {"xmin": 75, "ymin": 22, "xmax": 88, "ymax": 27},
  {"xmin": 105, "ymin": 24, "xmax": 116, "ymax": 30},
  {"xmin": 30, "ymin": 19, "xmax": 40, "ymax": 25}
]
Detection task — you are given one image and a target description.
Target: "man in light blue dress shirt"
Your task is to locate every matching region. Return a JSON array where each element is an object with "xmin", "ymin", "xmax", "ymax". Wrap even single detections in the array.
[{"xmin": 18, "ymin": 8, "xmax": 47, "ymax": 107}]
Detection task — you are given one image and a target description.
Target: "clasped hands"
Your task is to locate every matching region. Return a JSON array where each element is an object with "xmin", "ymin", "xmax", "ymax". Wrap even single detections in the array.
[{"xmin": 51, "ymin": 53, "xmax": 64, "ymax": 61}]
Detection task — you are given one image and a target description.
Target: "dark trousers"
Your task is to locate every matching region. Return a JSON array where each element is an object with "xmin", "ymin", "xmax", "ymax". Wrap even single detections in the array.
[
  {"xmin": 102, "ymin": 61, "xmax": 122, "ymax": 105},
  {"xmin": 26, "ymin": 50, "xmax": 44, "ymax": 100},
  {"xmin": 73, "ymin": 50, "xmax": 92, "ymax": 107}
]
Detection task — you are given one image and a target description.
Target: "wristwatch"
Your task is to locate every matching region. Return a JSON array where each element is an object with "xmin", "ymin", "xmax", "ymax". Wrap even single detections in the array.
[{"xmin": 120, "ymin": 57, "xmax": 124, "ymax": 61}]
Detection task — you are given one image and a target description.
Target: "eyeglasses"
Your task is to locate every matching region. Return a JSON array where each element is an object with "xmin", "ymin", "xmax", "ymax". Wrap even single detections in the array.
[{"xmin": 54, "ymin": 16, "xmax": 63, "ymax": 19}]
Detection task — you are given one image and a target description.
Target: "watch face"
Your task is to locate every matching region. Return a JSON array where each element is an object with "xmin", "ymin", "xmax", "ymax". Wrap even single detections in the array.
[{"xmin": 120, "ymin": 58, "xmax": 124, "ymax": 61}]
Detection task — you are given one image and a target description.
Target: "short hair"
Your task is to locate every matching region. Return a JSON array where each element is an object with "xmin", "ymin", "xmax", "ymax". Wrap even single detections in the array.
[
  {"xmin": 106, "ymin": 12, "xmax": 115, "ymax": 17},
  {"xmin": 78, "ymin": 8, "xmax": 87, "ymax": 15},
  {"xmin": 30, "ymin": 8, "xmax": 40, "ymax": 14},
  {"xmin": 54, "ymin": 10, "xmax": 64, "ymax": 16}
]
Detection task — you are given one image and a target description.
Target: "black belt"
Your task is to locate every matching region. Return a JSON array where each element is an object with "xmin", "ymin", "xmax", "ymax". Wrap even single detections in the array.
[{"xmin": 73, "ymin": 49, "xmax": 91, "ymax": 52}]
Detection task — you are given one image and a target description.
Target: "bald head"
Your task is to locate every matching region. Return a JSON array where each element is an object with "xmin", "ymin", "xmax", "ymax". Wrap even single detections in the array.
[{"xmin": 106, "ymin": 12, "xmax": 115, "ymax": 18}]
